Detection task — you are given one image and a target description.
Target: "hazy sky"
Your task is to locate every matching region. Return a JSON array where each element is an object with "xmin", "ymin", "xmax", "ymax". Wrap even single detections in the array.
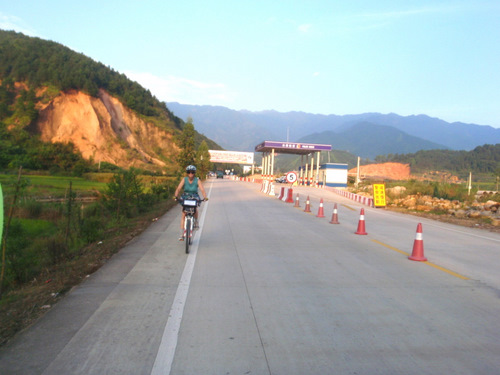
[{"xmin": 1, "ymin": 0, "xmax": 499, "ymax": 127}]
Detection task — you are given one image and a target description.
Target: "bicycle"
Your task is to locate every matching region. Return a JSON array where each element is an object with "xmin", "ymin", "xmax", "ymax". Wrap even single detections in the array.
[{"xmin": 177, "ymin": 194, "xmax": 202, "ymax": 254}]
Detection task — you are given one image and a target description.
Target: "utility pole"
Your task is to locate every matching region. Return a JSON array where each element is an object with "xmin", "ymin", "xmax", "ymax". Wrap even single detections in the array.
[
  {"xmin": 355, "ymin": 156, "xmax": 360, "ymax": 188},
  {"xmin": 467, "ymin": 171, "xmax": 472, "ymax": 196}
]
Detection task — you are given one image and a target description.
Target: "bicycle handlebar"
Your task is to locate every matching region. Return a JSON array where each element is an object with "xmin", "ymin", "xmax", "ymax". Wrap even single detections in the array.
[{"xmin": 174, "ymin": 195, "xmax": 208, "ymax": 202}]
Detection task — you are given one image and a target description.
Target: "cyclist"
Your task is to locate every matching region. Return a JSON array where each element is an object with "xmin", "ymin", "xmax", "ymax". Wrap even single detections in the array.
[{"xmin": 174, "ymin": 165, "xmax": 208, "ymax": 240}]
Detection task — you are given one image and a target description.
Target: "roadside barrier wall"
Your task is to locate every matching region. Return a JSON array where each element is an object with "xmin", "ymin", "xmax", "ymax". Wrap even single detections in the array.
[{"xmin": 327, "ymin": 188, "xmax": 374, "ymax": 207}]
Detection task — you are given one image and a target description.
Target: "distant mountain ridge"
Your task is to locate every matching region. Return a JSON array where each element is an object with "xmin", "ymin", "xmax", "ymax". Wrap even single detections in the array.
[
  {"xmin": 167, "ymin": 102, "xmax": 500, "ymax": 159},
  {"xmin": 299, "ymin": 122, "xmax": 447, "ymax": 159}
]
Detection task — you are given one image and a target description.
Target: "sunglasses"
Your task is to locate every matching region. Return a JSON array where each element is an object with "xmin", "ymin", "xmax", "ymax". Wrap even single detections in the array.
[{"xmin": 187, "ymin": 171, "xmax": 195, "ymax": 174}]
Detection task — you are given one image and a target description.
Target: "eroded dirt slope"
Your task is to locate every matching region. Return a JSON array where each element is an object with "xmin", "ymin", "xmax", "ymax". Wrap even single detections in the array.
[{"xmin": 35, "ymin": 89, "xmax": 178, "ymax": 170}]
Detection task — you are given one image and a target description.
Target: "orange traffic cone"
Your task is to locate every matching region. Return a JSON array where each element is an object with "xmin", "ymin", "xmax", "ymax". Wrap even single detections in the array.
[
  {"xmin": 304, "ymin": 196, "xmax": 311, "ymax": 213},
  {"xmin": 329, "ymin": 203, "xmax": 340, "ymax": 224},
  {"xmin": 294, "ymin": 193, "xmax": 300, "ymax": 207},
  {"xmin": 316, "ymin": 198, "xmax": 325, "ymax": 217},
  {"xmin": 355, "ymin": 208, "xmax": 367, "ymax": 235},
  {"xmin": 409, "ymin": 223, "xmax": 427, "ymax": 261}
]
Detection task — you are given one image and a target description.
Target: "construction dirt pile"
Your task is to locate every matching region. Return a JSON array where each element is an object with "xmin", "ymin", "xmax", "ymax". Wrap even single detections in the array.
[{"xmin": 349, "ymin": 162, "xmax": 410, "ymax": 180}]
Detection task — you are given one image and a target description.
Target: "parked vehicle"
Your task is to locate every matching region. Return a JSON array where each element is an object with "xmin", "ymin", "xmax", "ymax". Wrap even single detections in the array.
[{"xmin": 275, "ymin": 176, "xmax": 286, "ymax": 183}]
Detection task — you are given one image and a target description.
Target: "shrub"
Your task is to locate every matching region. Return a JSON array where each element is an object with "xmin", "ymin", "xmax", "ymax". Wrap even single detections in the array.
[
  {"xmin": 43, "ymin": 235, "xmax": 68, "ymax": 265},
  {"xmin": 80, "ymin": 217, "xmax": 104, "ymax": 243},
  {"xmin": 78, "ymin": 202, "xmax": 108, "ymax": 243},
  {"xmin": 386, "ymin": 180, "xmax": 472, "ymax": 202},
  {"xmin": 3, "ymin": 220, "xmax": 36, "ymax": 285},
  {"xmin": 150, "ymin": 182, "xmax": 173, "ymax": 200},
  {"xmin": 432, "ymin": 182, "xmax": 469, "ymax": 201},
  {"xmin": 19, "ymin": 199, "xmax": 43, "ymax": 218},
  {"xmin": 477, "ymin": 192, "xmax": 500, "ymax": 203},
  {"xmin": 82, "ymin": 201, "xmax": 105, "ymax": 217},
  {"xmin": 105, "ymin": 169, "xmax": 144, "ymax": 218},
  {"xmin": 404, "ymin": 180, "xmax": 434, "ymax": 196},
  {"xmin": 4, "ymin": 219, "xmax": 58, "ymax": 284},
  {"xmin": 138, "ymin": 192, "xmax": 157, "ymax": 212}
]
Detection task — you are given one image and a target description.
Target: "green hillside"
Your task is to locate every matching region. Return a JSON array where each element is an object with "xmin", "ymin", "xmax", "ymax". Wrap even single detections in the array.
[
  {"xmin": 0, "ymin": 30, "xmax": 176, "ymax": 120},
  {"xmin": 377, "ymin": 144, "xmax": 500, "ymax": 175},
  {"xmin": 0, "ymin": 30, "xmax": 220, "ymax": 173}
]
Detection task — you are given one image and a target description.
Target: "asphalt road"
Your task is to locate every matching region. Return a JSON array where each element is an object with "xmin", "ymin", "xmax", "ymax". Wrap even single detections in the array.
[{"xmin": 1, "ymin": 178, "xmax": 500, "ymax": 375}]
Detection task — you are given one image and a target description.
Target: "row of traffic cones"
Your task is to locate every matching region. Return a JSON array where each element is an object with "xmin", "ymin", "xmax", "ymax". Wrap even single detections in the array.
[
  {"xmin": 293, "ymin": 193, "xmax": 427, "ymax": 262},
  {"xmin": 295, "ymin": 194, "xmax": 341, "ymax": 225},
  {"xmin": 351, "ymin": 208, "xmax": 426, "ymax": 261}
]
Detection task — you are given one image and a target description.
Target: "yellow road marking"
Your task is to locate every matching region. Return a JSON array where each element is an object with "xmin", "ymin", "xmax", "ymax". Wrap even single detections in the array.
[
  {"xmin": 341, "ymin": 204, "xmax": 356, "ymax": 211},
  {"xmin": 371, "ymin": 239, "xmax": 408, "ymax": 256},
  {"xmin": 423, "ymin": 262, "xmax": 469, "ymax": 280},
  {"xmin": 371, "ymin": 239, "xmax": 469, "ymax": 280}
]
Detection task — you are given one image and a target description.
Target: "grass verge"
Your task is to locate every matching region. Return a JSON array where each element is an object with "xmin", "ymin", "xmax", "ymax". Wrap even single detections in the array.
[{"xmin": 0, "ymin": 199, "xmax": 176, "ymax": 347}]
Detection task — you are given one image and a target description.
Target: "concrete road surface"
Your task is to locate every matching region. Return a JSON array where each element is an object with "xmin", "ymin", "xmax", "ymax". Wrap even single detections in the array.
[{"xmin": 1, "ymin": 179, "xmax": 500, "ymax": 375}]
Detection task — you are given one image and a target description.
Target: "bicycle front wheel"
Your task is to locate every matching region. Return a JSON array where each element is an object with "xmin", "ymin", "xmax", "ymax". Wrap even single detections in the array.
[
  {"xmin": 189, "ymin": 221, "xmax": 194, "ymax": 245},
  {"xmin": 185, "ymin": 218, "xmax": 191, "ymax": 254}
]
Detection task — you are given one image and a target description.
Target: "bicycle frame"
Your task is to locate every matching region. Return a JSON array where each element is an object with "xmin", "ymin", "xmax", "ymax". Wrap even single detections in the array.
[{"xmin": 179, "ymin": 195, "xmax": 201, "ymax": 253}]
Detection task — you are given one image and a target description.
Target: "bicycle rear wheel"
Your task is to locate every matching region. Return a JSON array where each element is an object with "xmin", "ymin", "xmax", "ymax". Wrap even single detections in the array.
[{"xmin": 185, "ymin": 218, "xmax": 191, "ymax": 254}]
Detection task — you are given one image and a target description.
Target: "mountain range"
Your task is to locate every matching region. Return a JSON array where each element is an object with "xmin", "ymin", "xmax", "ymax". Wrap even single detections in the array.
[
  {"xmin": 1, "ymin": 29, "xmax": 498, "ymax": 174},
  {"xmin": 167, "ymin": 102, "xmax": 500, "ymax": 159}
]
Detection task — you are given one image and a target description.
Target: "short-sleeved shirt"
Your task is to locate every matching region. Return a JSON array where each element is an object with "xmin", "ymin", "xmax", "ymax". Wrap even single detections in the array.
[{"xmin": 184, "ymin": 177, "xmax": 199, "ymax": 195}]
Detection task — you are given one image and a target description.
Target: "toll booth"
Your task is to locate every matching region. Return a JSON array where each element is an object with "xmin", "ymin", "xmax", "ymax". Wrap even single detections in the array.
[
  {"xmin": 318, "ymin": 163, "xmax": 348, "ymax": 188},
  {"xmin": 254, "ymin": 141, "xmax": 332, "ymax": 185}
]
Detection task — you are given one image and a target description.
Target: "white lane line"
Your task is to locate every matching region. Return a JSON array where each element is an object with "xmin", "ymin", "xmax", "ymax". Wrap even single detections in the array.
[{"xmin": 150, "ymin": 182, "xmax": 212, "ymax": 375}]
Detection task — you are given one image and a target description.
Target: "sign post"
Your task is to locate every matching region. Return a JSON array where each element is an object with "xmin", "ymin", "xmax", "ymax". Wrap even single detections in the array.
[
  {"xmin": 286, "ymin": 172, "xmax": 298, "ymax": 185},
  {"xmin": 373, "ymin": 183, "xmax": 387, "ymax": 208}
]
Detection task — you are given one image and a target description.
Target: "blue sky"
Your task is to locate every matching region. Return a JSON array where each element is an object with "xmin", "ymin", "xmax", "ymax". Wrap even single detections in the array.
[{"xmin": 1, "ymin": 0, "xmax": 499, "ymax": 127}]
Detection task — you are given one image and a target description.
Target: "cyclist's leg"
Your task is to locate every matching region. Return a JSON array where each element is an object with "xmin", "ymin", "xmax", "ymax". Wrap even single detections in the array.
[
  {"xmin": 193, "ymin": 195, "xmax": 200, "ymax": 228},
  {"xmin": 185, "ymin": 217, "xmax": 191, "ymax": 253},
  {"xmin": 179, "ymin": 211, "xmax": 186, "ymax": 240},
  {"xmin": 194, "ymin": 210, "xmax": 199, "ymax": 228},
  {"xmin": 189, "ymin": 216, "xmax": 194, "ymax": 244}
]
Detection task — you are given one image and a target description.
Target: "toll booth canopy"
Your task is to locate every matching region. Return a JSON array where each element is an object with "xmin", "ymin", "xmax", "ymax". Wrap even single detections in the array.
[
  {"xmin": 255, "ymin": 141, "xmax": 331, "ymax": 155},
  {"xmin": 255, "ymin": 141, "xmax": 332, "ymax": 186}
]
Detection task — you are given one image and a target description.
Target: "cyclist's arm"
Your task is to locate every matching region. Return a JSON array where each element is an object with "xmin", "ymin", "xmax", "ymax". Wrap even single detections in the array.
[
  {"xmin": 198, "ymin": 179, "xmax": 208, "ymax": 200},
  {"xmin": 174, "ymin": 178, "xmax": 185, "ymax": 198}
]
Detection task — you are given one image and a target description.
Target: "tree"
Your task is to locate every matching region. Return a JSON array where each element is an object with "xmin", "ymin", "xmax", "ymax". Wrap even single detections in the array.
[
  {"xmin": 0, "ymin": 30, "xmax": 175, "ymax": 119},
  {"xmin": 105, "ymin": 168, "xmax": 144, "ymax": 218},
  {"xmin": 176, "ymin": 118, "xmax": 196, "ymax": 173},
  {"xmin": 196, "ymin": 140, "xmax": 212, "ymax": 180}
]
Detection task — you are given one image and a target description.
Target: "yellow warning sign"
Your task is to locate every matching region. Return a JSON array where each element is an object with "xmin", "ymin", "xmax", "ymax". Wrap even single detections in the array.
[{"xmin": 373, "ymin": 184, "xmax": 386, "ymax": 207}]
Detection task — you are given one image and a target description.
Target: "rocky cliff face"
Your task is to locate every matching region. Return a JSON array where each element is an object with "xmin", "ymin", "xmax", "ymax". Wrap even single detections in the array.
[{"xmin": 35, "ymin": 89, "xmax": 179, "ymax": 171}]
